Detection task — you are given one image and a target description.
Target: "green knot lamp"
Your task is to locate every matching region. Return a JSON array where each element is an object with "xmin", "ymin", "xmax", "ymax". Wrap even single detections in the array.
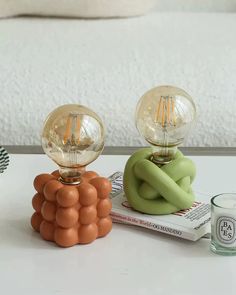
[{"xmin": 124, "ymin": 85, "xmax": 197, "ymax": 215}]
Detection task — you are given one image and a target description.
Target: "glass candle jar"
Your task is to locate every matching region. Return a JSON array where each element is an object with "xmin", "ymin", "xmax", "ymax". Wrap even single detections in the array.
[{"xmin": 211, "ymin": 193, "xmax": 236, "ymax": 255}]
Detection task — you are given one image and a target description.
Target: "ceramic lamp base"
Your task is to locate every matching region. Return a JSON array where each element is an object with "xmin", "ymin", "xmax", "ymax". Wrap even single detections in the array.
[
  {"xmin": 31, "ymin": 170, "xmax": 112, "ymax": 247},
  {"xmin": 123, "ymin": 148, "xmax": 196, "ymax": 215}
]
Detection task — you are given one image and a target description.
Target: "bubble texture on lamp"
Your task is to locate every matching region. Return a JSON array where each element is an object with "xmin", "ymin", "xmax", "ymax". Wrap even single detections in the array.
[{"xmin": 31, "ymin": 171, "xmax": 112, "ymax": 247}]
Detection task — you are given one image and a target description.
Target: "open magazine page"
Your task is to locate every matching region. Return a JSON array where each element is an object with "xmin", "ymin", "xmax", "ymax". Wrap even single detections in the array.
[{"xmin": 109, "ymin": 172, "xmax": 211, "ymax": 241}]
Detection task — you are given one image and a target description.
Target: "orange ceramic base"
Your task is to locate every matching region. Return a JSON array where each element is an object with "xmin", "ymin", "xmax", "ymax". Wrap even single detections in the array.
[{"xmin": 31, "ymin": 170, "xmax": 112, "ymax": 247}]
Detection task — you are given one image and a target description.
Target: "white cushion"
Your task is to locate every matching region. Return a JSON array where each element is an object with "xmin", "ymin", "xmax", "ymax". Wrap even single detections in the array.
[
  {"xmin": 0, "ymin": 0, "xmax": 155, "ymax": 18},
  {"xmin": 0, "ymin": 12, "xmax": 236, "ymax": 147}
]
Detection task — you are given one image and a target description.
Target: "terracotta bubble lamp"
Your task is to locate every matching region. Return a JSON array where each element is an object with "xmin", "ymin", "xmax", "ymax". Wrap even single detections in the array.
[
  {"xmin": 31, "ymin": 104, "xmax": 112, "ymax": 247},
  {"xmin": 124, "ymin": 86, "xmax": 197, "ymax": 215}
]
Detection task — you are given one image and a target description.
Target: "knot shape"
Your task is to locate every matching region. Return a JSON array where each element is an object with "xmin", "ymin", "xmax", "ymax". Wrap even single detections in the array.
[{"xmin": 123, "ymin": 148, "xmax": 196, "ymax": 215}]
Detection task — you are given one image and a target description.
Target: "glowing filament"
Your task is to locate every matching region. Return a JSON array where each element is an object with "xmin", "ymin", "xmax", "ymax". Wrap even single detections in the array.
[
  {"xmin": 63, "ymin": 113, "xmax": 81, "ymax": 145},
  {"xmin": 155, "ymin": 96, "xmax": 176, "ymax": 127}
]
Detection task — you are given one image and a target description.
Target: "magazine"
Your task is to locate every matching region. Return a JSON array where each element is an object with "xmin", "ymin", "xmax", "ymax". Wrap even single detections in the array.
[{"xmin": 109, "ymin": 172, "xmax": 211, "ymax": 241}]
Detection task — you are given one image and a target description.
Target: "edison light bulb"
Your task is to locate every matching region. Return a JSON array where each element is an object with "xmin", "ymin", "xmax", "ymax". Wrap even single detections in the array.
[
  {"xmin": 135, "ymin": 86, "xmax": 196, "ymax": 164},
  {"xmin": 42, "ymin": 104, "xmax": 104, "ymax": 184}
]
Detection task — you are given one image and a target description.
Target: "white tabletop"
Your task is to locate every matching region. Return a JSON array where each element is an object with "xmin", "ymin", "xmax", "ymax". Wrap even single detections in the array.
[{"xmin": 1, "ymin": 153, "xmax": 236, "ymax": 295}]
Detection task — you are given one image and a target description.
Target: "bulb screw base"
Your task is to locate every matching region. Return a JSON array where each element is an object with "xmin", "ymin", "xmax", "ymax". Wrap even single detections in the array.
[
  {"xmin": 58, "ymin": 166, "xmax": 86, "ymax": 185},
  {"xmin": 150, "ymin": 146, "xmax": 177, "ymax": 165},
  {"xmin": 59, "ymin": 177, "xmax": 81, "ymax": 185},
  {"xmin": 150, "ymin": 153, "xmax": 173, "ymax": 165}
]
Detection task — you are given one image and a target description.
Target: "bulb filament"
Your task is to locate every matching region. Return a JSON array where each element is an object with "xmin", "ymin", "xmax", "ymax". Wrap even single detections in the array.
[
  {"xmin": 155, "ymin": 96, "xmax": 176, "ymax": 127},
  {"xmin": 63, "ymin": 113, "xmax": 81, "ymax": 145},
  {"xmin": 62, "ymin": 113, "xmax": 94, "ymax": 151},
  {"xmin": 152, "ymin": 95, "xmax": 177, "ymax": 164}
]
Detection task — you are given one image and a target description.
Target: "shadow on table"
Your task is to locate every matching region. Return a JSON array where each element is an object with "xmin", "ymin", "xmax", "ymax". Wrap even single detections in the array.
[
  {"xmin": 1, "ymin": 218, "xmax": 58, "ymax": 250},
  {"xmin": 112, "ymin": 223, "xmax": 214, "ymax": 258},
  {"xmin": 1, "ymin": 218, "xmax": 215, "ymax": 257}
]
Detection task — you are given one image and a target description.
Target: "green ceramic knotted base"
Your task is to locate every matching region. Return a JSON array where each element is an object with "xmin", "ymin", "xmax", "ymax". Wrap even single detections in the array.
[{"xmin": 123, "ymin": 148, "xmax": 196, "ymax": 215}]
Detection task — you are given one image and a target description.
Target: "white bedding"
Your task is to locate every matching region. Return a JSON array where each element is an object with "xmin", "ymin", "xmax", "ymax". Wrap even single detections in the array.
[{"xmin": 0, "ymin": 12, "xmax": 236, "ymax": 147}]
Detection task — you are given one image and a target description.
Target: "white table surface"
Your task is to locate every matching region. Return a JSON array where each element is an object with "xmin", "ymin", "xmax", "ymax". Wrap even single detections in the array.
[{"xmin": 1, "ymin": 153, "xmax": 236, "ymax": 295}]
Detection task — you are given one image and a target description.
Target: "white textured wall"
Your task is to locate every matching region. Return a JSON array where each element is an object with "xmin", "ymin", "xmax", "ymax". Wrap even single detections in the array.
[
  {"xmin": 1, "ymin": 12, "xmax": 236, "ymax": 147},
  {"xmin": 155, "ymin": 0, "xmax": 236, "ymax": 12}
]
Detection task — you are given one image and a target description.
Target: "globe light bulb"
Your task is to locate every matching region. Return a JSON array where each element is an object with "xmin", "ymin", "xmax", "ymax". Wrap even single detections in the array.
[
  {"xmin": 135, "ymin": 86, "xmax": 196, "ymax": 164},
  {"xmin": 41, "ymin": 104, "xmax": 105, "ymax": 184}
]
